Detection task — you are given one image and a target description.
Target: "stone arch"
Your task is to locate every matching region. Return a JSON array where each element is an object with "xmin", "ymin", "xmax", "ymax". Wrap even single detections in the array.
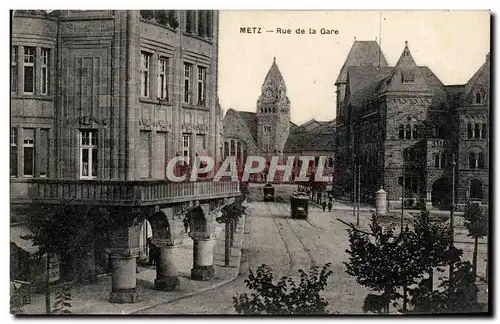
[
  {"xmin": 470, "ymin": 178, "xmax": 483, "ymax": 200},
  {"xmin": 148, "ymin": 211, "xmax": 171, "ymax": 240},
  {"xmin": 188, "ymin": 205, "xmax": 208, "ymax": 234}
]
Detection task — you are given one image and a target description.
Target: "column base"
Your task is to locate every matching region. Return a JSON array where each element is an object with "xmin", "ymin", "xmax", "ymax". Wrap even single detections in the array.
[
  {"xmin": 154, "ymin": 276, "xmax": 180, "ymax": 291},
  {"xmin": 191, "ymin": 265, "xmax": 214, "ymax": 281},
  {"xmin": 109, "ymin": 288, "xmax": 138, "ymax": 304}
]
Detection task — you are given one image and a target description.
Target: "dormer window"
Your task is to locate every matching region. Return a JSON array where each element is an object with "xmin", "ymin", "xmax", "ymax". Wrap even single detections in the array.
[
  {"xmin": 474, "ymin": 90, "xmax": 485, "ymax": 105},
  {"xmin": 401, "ymin": 71, "xmax": 415, "ymax": 84}
]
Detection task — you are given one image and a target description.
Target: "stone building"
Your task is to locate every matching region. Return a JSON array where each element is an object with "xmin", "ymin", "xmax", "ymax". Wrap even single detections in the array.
[
  {"xmin": 334, "ymin": 40, "xmax": 490, "ymax": 209},
  {"xmin": 10, "ymin": 10, "xmax": 240, "ymax": 303},
  {"xmin": 222, "ymin": 58, "xmax": 335, "ymax": 181}
]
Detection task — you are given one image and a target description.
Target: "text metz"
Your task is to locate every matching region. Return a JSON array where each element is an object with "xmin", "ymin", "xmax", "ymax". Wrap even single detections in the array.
[{"xmin": 240, "ymin": 27, "xmax": 262, "ymax": 34}]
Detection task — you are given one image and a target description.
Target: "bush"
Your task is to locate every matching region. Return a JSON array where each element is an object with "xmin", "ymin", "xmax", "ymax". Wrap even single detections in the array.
[{"xmin": 233, "ymin": 263, "xmax": 333, "ymax": 315}]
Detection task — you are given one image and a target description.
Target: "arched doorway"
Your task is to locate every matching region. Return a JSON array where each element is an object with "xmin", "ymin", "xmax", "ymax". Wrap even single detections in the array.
[
  {"xmin": 431, "ymin": 178, "xmax": 450, "ymax": 209},
  {"xmin": 470, "ymin": 179, "xmax": 483, "ymax": 200}
]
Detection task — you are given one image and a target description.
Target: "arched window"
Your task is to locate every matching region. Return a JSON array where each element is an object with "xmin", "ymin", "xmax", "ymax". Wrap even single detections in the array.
[
  {"xmin": 467, "ymin": 123, "xmax": 473, "ymax": 139},
  {"xmin": 230, "ymin": 140, "xmax": 235, "ymax": 156},
  {"xmin": 399, "ymin": 125, "xmax": 405, "ymax": 139},
  {"xmin": 481, "ymin": 123, "xmax": 488, "ymax": 139},
  {"xmin": 469, "ymin": 152, "xmax": 477, "ymax": 169},
  {"xmin": 236, "ymin": 142, "xmax": 242, "ymax": 160},
  {"xmin": 470, "ymin": 179, "xmax": 483, "ymax": 199},
  {"xmin": 328, "ymin": 157, "xmax": 334, "ymax": 168},
  {"xmin": 197, "ymin": 11, "xmax": 208, "ymax": 37},
  {"xmin": 411, "ymin": 124, "xmax": 418, "ymax": 139},
  {"xmin": 475, "ymin": 91, "xmax": 483, "ymax": 104},
  {"xmin": 478, "ymin": 152, "xmax": 485, "ymax": 169},
  {"xmin": 475, "ymin": 123, "xmax": 481, "ymax": 139},
  {"xmin": 224, "ymin": 142, "xmax": 229, "ymax": 158},
  {"xmin": 405, "ymin": 124, "xmax": 411, "ymax": 139}
]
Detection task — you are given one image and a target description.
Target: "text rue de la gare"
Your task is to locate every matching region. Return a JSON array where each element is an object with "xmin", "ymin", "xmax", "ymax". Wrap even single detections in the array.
[{"xmin": 240, "ymin": 27, "xmax": 339, "ymax": 35}]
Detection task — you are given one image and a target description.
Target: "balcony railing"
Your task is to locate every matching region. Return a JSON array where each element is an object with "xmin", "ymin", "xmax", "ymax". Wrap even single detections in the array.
[{"xmin": 11, "ymin": 178, "xmax": 240, "ymax": 206}]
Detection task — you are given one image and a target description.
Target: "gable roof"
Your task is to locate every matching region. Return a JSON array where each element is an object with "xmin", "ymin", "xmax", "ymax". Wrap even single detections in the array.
[
  {"xmin": 284, "ymin": 120, "xmax": 335, "ymax": 152},
  {"xmin": 378, "ymin": 42, "xmax": 431, "ymax": 94},
  {"xmin": 335, "ymin": 40, "xmax": 388, "ymax": 85}
]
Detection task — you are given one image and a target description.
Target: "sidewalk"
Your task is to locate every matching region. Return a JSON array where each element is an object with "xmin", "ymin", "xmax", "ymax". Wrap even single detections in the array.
[{"xmin": 19, "ymin": 209, "xmax": 249, "ymax": 315}]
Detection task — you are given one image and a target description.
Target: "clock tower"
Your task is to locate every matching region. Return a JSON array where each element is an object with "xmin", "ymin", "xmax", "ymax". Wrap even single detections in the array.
[{"xmin": 256, "ymin": 57, "xmax": 291, "ymax": 158}]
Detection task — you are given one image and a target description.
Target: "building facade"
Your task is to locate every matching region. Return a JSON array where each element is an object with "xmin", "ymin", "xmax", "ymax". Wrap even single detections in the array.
[
  {"xmin": 222, "ymin": 58, "xmax": 335, "ymax": 181},
  {"xmin": 10, "ymin": 10, "xmax": 240, "ymax": 303},
  {"xmin": 334, "ymin": 40, "xmax": 490, "ymax": 209}
]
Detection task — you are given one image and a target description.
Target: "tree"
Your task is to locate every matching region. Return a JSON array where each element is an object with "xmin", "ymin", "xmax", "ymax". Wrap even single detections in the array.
[
  {"xmin": 344, "ymin": 213, "xmax": 422, "ymax": 313},
  {"xmin": 343, "ymin": 210, "xmax": 453, "ymax": 313},
  {"xmin": 463, "ymin": 202, "xmax": 488, "ymax": 278},
  {"xmin": 409, "ymin": 261, "xmax": 481, "ymax": 314},
  {"xmin": 233, "ymin": 263, "xmax": 333, "ymax": 315},
  {"xmin": 412, "ymin": 209, "xmax": 452, "ymax": 292},
  {"xmin": 217, "ymin": 196, "xmax": 248, "ymax": 266},
  {"xmin": 23, "ymin": 201, "xmax": 110, "ymax": 313}
]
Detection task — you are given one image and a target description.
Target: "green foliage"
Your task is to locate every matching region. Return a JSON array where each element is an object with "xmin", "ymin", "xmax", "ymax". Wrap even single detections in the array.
[
  {"xmin": 217, "ymin": 196, "xmax": 248, "ymax": 224},
  {"xmin": 52, "ymin": 283, "xmax": 72, "ymax": 314},
  {"xmin": 345, "ymin": 210, "xmax": 454, "ymax": 313},
  {"xmin": 463, "ymin": 202, "xmax": 488, "ymax": 239},
  {"xmin": 233, "ymin": 263, "xmax": 333, "ymax": 315},
  {"xmin": 410, "ymin": 261, "xmax": 480, "ymax": 313}
]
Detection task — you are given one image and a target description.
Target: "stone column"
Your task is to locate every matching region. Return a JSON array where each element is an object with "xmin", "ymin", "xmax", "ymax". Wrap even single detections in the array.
[
  {"xmin": 188, "ymin": 203, "xmax": 217, "ymax": 281},
  {"xmin": 154, "ymin": 241, "xmax": 180, "ymax": 291},
  {"xmin": 106, "ymin": 216, "xmax": 142, "ymax": 304},
  {"xmin": 108, "ymin": 248, "xmax": 140, "ymax": 303},
  {"xmin": 191, "ymin": 236, "xmax": 216, "ymax": 280}
]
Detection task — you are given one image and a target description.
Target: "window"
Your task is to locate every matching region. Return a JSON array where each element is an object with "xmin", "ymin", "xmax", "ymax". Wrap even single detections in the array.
[
  {"xmin": 185, "ymin": 10, "xmax": 195, "ymax": 33},
  {"xmin": 183, "ymin": 134, "xmax": 191, "ymax": 163},
  {"xmin": 405, "ymin": 124, "xmax": 412, "ymax": 139},
  {"xmin": 80, "ymin": 130, "xmax": 98, "ymax": 179},
  {"xmin": 40, "ymin": 48, "xmax": 49, "ymax": 95},
  {"xmin": 10, "ymin": 128, "xmax": 17, "ymax": 177},
  {"xmin": 264, "ymin": 126, "xmax": 271, "ymax": 132},
  {"xmin": 23, "ymin": 47, "xmax": 35, "ymax": 94},
  {"xmin": 411, "ymin": 125, "xmax": 418, "ymax": 139},
  {"xmin": 230, "ymin": 140, "xmax": 235, "ymax": 156},
  {"xmin": 11, "ymin": 46, "xmax": 18, "ymax": 93},
  {"xmin": 197, "ymin": 66, "xmax": 207, "ymax": 106},
  {"xmin": 140, "ymin": 52, "xmax": 151, "ymax": 97},
  {"xmin": 399, "ymin": 125, "xmax": 405, "ymax": 139},
  {"xmin": 470, "ymin": 179, "xmax": 483, "ymax": 200},
  {"xmin": 224, "ymin": 142, "xmax": 229, "ymax": 158},
  {"xmin": 23, "ymin": 129, "xmax": 35, "ymax": 176},
  {"xmin": 157, "ymin": 57, "xmax": 169, "ymax": 100},
  {"xmin": 478, "ymin": 152, "xmax": 485, "ymax": 169},
  {"xmin": 481, "ymin": 123, "xmax": 487, "ymax": 139},
  {"xmin": 328, "ymin": 157, "xmax": 334, "ymax": 168},
  {"xmin": 184, "ymin": 63, "xmax": 193, "ymax": 104},
  {"xmin": 475, "ymin": 91, "xmax": 483, "ymax": 104},
  {"xmin": 401, "ymin": 71, "xmax": 415, "ymax": 84}
]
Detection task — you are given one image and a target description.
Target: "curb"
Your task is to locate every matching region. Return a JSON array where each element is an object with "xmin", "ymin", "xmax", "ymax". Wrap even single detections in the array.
[{"xmin": 129, "ymin": 209, "xmax": 248, "ymax": 314}]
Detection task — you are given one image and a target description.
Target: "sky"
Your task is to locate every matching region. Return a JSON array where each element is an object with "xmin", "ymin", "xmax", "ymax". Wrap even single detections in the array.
[{"xmin": 217, "ymin": 10, "xmax": 490, "ymax": 125}]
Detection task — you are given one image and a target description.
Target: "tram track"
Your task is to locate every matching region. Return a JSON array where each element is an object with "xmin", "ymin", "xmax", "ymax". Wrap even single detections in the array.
[
  {"xmin": 264, "ymin": 201, "xmax": 295, "ymax": 275},
  {"xmin": 270, "ymin": 201, "xmax": 316, "ymax": 267}
]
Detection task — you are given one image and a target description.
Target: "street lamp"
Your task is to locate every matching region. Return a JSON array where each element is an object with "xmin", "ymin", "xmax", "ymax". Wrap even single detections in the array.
[{"xmin": 449, "ymin": 154, "xmax": 457, "ymax": 282}]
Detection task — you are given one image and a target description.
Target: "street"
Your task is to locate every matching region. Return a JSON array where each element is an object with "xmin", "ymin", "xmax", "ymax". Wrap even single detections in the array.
[
  {"xmin": 137, "ymin": 198, "xmax": 488, "ymax": 315},
  {"xmin": 137, "ymin": 201, "xmax": 372, "ymax": 314}
]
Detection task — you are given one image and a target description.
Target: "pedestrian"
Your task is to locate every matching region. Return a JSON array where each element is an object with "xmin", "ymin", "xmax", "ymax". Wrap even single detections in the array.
[
  {"xmin": 148, "ymin": 238, "xmax": 156, "ymax": 266},
  {"xmin": 328, "ymin": 195, "xmax": 333, "ymax": 212},
  {"xmin": 322, "ymin": 200, "xmax": 327, "ymax": 211},
  {"xmin": 183, "ymin": 216, "xmax": 190, "ymax": 234}
]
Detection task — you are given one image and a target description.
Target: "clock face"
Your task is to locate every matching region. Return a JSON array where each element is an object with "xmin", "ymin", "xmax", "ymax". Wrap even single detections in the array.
[{"xmin": 265, "ymin": 89, "xmax": 273, "ymax": 98}]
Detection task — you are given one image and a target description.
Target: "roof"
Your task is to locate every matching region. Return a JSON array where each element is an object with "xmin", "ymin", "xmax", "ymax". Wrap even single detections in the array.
[
  {"xmin": 335, "ymin": 41, "xmax": 388, "ymax": 85},
  {"xmin": 284, "ymin": 120, "xmax": 335, "ymax": 152},
  {"xmin": 11, "ymin": 225, "xmax": 38, "ymax": 255},
  {"xmin": 346, "ymin": 66, "xmax": 393, "ymax": 107},
  {"xmin": 262, "ymin": 57, "xmax": 287, "ymax": 92}
]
